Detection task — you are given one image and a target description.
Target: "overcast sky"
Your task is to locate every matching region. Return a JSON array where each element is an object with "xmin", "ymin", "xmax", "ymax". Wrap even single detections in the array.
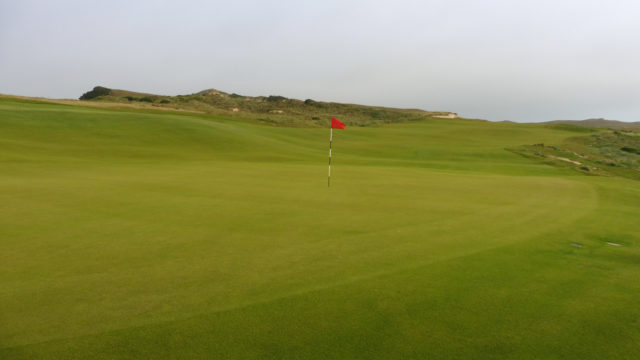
[{"xmin": 1, "ymin": 0, "xmax": 638, "ymax": 122}]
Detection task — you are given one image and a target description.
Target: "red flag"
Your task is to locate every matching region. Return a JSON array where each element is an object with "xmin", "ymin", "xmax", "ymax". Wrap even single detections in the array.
[{"xmin": 331, "ymin": 117, "xmax": 346, "ymax": 129}]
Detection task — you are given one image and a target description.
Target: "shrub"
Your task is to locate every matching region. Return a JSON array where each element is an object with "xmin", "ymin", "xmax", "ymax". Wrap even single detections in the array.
[
  {"xmin": 123, "ymin": 96, "xmax": 138, "ymax": 101},
  {"xmin": 621, "ymin": 147, "xmax": 640, "ymax": 154},
  {"xmin": 159, "ymin": 99, "xmax": 170, "ymax": 104},
  {"xmin": 266, "ymin": 95, "xmax": 287, "ymax": 102},
  {"xmin": 370, "ymin": 110, "xmax": 385, "ymax": 119},
  {"xmin": 79, "ymin": 86, "xmax": 111, "ymax": 100},
  {"xmin": 139, "ymin": 97, "xmax": 154, "ymax": 103}
]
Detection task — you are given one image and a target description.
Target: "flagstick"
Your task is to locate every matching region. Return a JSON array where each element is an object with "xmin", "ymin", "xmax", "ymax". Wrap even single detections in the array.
[{"xmin": 328, "ymin": 127, "xmax": 333, "ymax": 187}]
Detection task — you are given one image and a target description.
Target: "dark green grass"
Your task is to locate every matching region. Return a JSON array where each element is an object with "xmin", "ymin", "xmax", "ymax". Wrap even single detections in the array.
[{"xmin": 1, "ymin": 98, "xmax": 639, "ymax": 359}]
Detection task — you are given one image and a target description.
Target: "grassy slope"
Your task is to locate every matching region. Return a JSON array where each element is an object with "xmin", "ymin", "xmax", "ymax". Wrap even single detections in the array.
[
  {"xmin": 1, "ymin": 98, "xmax": 639, "ymax": 359},
  {"xmin": 546, "ymin": 119, "xmax": 640, "ymax": 129},
  {"xmin": 75, "ymin": 86, "xmax": 448, "ymax": 127}
]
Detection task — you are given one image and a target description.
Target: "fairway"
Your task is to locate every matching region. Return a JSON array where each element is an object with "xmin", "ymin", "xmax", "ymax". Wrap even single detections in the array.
[{"xmin": 1, "ymin": 98, "xmax": 639, "ymax": 359}]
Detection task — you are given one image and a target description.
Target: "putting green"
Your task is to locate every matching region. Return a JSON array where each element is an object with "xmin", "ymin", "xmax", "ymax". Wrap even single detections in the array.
[{"xmin": 1, "ymin": 98, "xmax": 638, "ymax": 359}]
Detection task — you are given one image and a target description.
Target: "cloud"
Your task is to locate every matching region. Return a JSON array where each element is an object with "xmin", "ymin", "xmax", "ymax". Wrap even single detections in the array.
[{"xmin": 1, "ymin": 0, "xmax": 638, "ymax": 122}]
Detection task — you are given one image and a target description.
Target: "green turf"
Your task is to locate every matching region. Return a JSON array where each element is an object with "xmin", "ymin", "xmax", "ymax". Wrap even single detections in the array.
[{"xmin": 1, "ymin": 98, "xmax": 639, "ymax": 359}]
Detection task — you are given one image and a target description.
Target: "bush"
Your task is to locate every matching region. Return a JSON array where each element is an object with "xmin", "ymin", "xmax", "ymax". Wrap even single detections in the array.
[
  {"xmin": 139, "ymin": 97, "xmax": 154, "ymax": 103},
  {"xmin": 123, "ymin": 96, "xmax": 138, "ymax": 101},
  {"xmin": 159, "ymin": 99, "xmax": 170, "ymax": 104},
  {"xmin": 370, "ymin": 110, "xmax": 385, "ymax": 119},
  {"xmin": 621, "ymin": 147, "xmax": 640, "ymax": 154},
  {"xmin": 79, "ymin": 86, "xmax": 111, "ymax": 100},
  {"xmin": 266, "ymin": 95, "xmax": 287, "ymax": 102},
  {"xmin": 304, "ymin": 99, "xmax": 317, "ymax": 106}
]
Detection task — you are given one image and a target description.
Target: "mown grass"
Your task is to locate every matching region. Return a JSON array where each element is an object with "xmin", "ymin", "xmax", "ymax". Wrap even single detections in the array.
[{"xmin": 1, "ymin": 98, "xmax": 639, "ymax": 359}]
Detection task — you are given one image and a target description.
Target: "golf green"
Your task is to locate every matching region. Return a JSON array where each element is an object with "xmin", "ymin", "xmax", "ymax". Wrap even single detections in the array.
[{"xmin": 1, "ymin": 98, "xmax": 638, "ymax": 359}]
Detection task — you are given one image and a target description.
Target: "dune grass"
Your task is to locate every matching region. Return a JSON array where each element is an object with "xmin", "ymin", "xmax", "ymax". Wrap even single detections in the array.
[{"xmin": 1, "ymin": 98, "xmax": 638, "ymax": 359}]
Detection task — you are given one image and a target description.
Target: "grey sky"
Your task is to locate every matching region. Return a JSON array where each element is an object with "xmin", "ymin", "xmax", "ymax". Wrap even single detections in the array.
[{"xmin": 1, "ymin": 0, "xmax": 638, "ymax": 122}]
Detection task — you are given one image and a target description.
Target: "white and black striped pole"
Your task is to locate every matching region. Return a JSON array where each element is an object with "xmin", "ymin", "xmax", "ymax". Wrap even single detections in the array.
[{"xmin": 328, "ymin": 127, "xmax": 333, "ymax": 187}]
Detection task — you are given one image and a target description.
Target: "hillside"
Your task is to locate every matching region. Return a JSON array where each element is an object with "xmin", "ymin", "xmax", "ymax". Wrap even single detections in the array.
[
  {"xmin": 542, "ymin": 118, "xmax": 640, "ymax": 129},
  {"xmin": 77, "ymin": 86, "xmax": 456, "ymax": 127},
  {"xmin": 510, "ymin": 126, "xmax": 640, "ymax": 181}
]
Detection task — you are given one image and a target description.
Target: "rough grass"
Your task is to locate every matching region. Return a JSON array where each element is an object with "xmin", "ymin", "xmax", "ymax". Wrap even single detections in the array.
[
  {"xmin": 1, "ymin": 98, "xmax": 639, "ymax": 359},
  {"xmin": 73, "ymin": 87, "xmax": 450, "ymax": 127},
  {"xmin": 508, "ymin": 129, "xmax": 640, "ymax": 180}
]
